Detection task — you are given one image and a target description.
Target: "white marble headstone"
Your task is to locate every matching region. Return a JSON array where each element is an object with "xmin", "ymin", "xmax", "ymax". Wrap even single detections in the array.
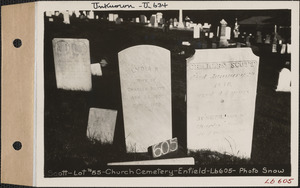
[
  {"xmin": 87, "ymin": 108, "xmax": 117, "ymax": 144},
  {"xmin": 62, "ymin": 11, "xmax": 70, "ymax": 24},
  {"xmin": 276, "ymin": 68, "xmax": 291, "ymax": 92},
  {"xmin": 91, "ymin": 63, "xmax": 102, "ymax": 76},
  {"xmin": 74, "ymin": 10, "xmax": 80, "ymax": 17},
  {"xmin": 45, "ymin": 11, "xmax": 52, "ymax": 17},
  {"xmin": 135, "ymin": 17, "xmax": 140, "ymax": 23},
  {"xmin": 108, "ymin": 13, "xmax": 114, "ymax": 21},
  {"xmin": 187, "ymin": 48, "xmax": 259, "ymax": 158},
  {"xmin": 287, "ymin": 43, "xmax": 291, "ymax": 54},
  {"xmin": 193, "ymin": 24, "xmax": 200, "ymax": 39},
  {"xmin": 118, "ymin": 45, "xmax": 172, "ymax": 153},
  {"xmin": 88, "ymin": 11, "xmax": 94, "ymax": 19},
  {"xmin": 225, "ymin": 26, "xmax": 231, "ymax": 40},
  {"xmin": 52, "ymin": 38, "xmax": 92, "ymax": 91}
]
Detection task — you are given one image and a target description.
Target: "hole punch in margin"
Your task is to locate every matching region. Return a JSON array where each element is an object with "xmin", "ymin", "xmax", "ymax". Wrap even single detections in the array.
[
  {"xmin": 13, "ymin": 141, "xmax": 22, "ymax": 151},
  {"xmin": 13, "ymin": 38, "xmax": 22, "ymax": 48}
]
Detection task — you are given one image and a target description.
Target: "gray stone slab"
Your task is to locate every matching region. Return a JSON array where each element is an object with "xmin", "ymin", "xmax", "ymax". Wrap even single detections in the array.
[{"xmin": 107, "ymin": 157, "xmax": 195, "ymax": 165}]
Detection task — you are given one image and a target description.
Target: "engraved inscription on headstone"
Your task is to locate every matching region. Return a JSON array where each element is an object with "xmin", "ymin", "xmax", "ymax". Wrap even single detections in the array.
[
  {"xmin": 86, "ymin": 108, "xmax": 118, "ymax": 144},
  {"xmin": 52, "ymin": 38, "xmax": 92, "ymax": 91},
  {"xmin": 118, "ymin": 45, "xmax": 172, "ymax": 153},
  {"xmin": 187, "ymin": 48, "xmax": 259, "ymax": 158}
]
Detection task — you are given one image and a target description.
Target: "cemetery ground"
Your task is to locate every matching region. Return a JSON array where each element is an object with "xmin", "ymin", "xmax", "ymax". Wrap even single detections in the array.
[
  {"xmin": 44, "ymin": 19, "xmax": 290, "ymax": 172},
  {"xmin": 44, "ymin": 84, "xmax": 290, "ymax": 170}
]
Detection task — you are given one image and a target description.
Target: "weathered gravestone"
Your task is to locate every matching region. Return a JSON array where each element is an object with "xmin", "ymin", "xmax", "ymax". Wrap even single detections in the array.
[
  {"xmin": 91, "ymin": 63, "xmax": 102, "ymax": 76},
  {"xmin": 187, "ymin": 48, "xmax": 259, "ymax": 158},
  {"xmin": 118, "ymin": 45, "xmax": 172, "ymax": 152},
  {"xmin": 52, "ymin": 38, "xmax": 92, "ymax": 91},
  {"xmin": 107, "ymin": 157, "xmax": 195, "ymax": 165},
  {"xmin": 86, "ymin": 108, "xmax": 118, "ymax": 144}
]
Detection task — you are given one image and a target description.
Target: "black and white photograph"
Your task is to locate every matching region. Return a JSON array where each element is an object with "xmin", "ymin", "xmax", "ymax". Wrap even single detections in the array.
[
  {"xmin": 2, "ymin": 1, "xmax": 298, "ymax": 187},
  {"xmin": 5, "ymin": 1, "xmax": 292, "ymax": 187},
  {"xmin": 43, "ymin": 7, "xmax": 293, "ymax": 177}
]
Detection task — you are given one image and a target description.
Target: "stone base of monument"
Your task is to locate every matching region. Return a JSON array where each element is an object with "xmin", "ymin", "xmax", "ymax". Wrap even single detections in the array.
[
  {"xmin": 177, "ymin": 22, "xmax": 184, "ymax": 29},
  {"xmin": 107, "ymin": 157, "xmax": 195, "ymax": 166}
]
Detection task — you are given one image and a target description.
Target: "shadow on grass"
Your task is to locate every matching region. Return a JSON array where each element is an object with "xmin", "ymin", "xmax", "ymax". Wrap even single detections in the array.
[{"xmin": 188, "ymin": 150, "xmax": 250, "ymax": 165}]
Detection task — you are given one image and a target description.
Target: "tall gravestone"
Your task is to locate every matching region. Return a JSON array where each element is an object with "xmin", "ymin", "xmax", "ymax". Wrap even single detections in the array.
[
  {"xmin": 187, "ymin": 48, "xmax": 259, "ymax": 158},
  {"xmin": 52, "ymin": 38, "xmax": 92, "ymax": 91},
  {"xmin": 118, "ymin": 45, "xmax": 172, "ymax": 152}
]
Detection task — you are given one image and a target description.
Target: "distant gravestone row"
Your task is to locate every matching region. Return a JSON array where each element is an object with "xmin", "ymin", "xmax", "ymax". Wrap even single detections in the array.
[{"xmin": 52, "ymin": 39, "xmax": 261, "ymax": 160}]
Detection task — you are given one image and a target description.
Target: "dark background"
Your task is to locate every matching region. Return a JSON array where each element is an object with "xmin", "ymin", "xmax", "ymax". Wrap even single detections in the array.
[{"xmin": 0, "ymin": 0, "xmax": 295, "ymax": 186}]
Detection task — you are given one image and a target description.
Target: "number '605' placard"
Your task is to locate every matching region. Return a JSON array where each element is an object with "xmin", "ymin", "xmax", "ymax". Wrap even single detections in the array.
[{"xmin": 150, "ymin": 137, "xmax": 178, "ymax": 158}]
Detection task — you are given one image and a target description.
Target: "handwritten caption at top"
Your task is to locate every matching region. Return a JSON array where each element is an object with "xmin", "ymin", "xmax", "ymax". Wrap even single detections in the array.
[{"xmin": 91, "ymin": 2, "xmax": 168, "ymax": 9}]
